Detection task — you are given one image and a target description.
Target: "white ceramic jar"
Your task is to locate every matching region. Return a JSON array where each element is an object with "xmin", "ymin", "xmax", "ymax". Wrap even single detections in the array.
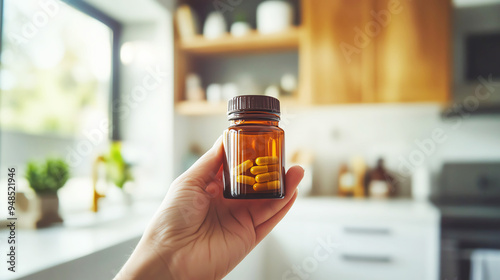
[
  {"xmin": 256, "ymin": 1, "xmax": 294, "ymax": 34},
  {"xmin": 203, "ymin": 12, "xmax": 227, "ymax": 39},
  {"xmin": 230, "ymin": 22, "xmax": 252, "ymax": 37}
]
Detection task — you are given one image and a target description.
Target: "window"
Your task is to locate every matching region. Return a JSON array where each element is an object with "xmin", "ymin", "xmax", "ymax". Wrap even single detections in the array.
[{"xmin": 0, "ymin": 0, "xmax": 120, "ymax": 138}]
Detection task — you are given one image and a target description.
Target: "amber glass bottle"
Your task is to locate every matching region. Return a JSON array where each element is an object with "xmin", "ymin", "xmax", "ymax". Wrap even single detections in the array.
[{"xmin": 223, "ymin": 95, "xmax": 285, "ymax": 199}]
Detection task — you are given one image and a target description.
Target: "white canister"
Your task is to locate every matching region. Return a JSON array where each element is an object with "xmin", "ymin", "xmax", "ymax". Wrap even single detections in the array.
[
  {"xmin": 206, "ymin": 83, "xmax": 222, "ymax": 103},
  {"xmin": 203, "ymin": 12, "xmax": 227, "ymax": 39},
  {"xmin": 257, "ymin": 1, "xmax": 294, "ymax": 34},
  {"xmin": 411, "ymin": 166, "xmax": 431, "ymax": 201},
  {"xmin": 230, "ymin": 22, "xmax": 252, "ymax": 37},
  {"xmin": 280, "ymin": 73, "xmax": 297, "ymax": 94},
  {"xmin": 264, "ymin": 85, "xmax": 280, "ymax": 98},
  {"xmin": 185, "ymin": 73, "xmax": 204, "ymax": 101}
]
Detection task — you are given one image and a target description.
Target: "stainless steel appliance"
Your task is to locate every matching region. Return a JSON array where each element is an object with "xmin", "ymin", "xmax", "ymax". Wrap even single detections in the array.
[
  {"xmin": 447, "ymin": 0, "xmax": 500, "ymax": 115},
  {"xmin": 433, "ymin": 162, "xmax": 500, "ymax": 280}
]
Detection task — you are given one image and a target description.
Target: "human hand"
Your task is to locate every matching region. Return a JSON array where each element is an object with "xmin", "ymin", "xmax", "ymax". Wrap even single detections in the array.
[{"xmin": 116, "ymin": 136, "xmax": 304, "ymax": 280}]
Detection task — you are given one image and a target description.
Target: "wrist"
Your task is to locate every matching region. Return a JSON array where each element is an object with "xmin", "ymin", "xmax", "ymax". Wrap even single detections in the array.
[{"xmin": 115, "ymin": 238, "xmax": 175, "ymax": 280}]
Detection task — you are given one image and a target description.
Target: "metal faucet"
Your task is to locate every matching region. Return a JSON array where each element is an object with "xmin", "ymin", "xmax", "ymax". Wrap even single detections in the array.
[{"xmin": 91, "ymin": 155, "xmax": 106, "ymax": 212}]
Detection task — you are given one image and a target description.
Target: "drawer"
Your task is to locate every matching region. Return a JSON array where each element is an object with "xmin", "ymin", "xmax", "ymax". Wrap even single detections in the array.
[
  {"xmin": 267, "ymin": 220, "xmax": 341, "ymax": 280},
  {"xmin": 323, "ymin": 223, "xmax": 436, "ymax": 280},
  {"xmin": 290, "ymin": 245, "xmax": 428, "ymax": 280},
  {"xmin": 269, "ymin": 220, "xmax": 438, "ymax": 280},
  {"xmin": 337, "ymin": 222, "xmax": 434, "ymax": 252},
  {"xmin": 326, "ymin": 251, "xmax": 427, "ymax": 280}
]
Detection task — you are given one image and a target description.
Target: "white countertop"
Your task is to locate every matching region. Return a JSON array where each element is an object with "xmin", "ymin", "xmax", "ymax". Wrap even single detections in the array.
[
  {"xmin": 0, "ymin": 200, "xmax": 160, "ymax": 280},
  {"xmin": 288, "ymin": 197, "xmax": 440, "ymax": 224},
  {"xmin": 0, "ymin": 197, "xmax": 439, "ymax": 279}
]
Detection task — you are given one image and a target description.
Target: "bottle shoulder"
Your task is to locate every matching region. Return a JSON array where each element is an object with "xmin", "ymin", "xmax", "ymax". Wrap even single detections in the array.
[{"xmin": 226, "ymin": 124, "xmax": 284, "ymax": 133}]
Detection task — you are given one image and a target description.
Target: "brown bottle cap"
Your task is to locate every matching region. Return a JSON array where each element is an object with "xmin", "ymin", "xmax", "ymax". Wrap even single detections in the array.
[{"xmin": 227, "ymin": 95, "xmax": 280, "ymax": 115}]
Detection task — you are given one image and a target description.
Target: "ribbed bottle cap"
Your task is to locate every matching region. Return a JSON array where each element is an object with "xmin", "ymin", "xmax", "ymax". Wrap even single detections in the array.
[{"xmin": 227, "ymin": 95, "xmax": 280, "ymax": 115}]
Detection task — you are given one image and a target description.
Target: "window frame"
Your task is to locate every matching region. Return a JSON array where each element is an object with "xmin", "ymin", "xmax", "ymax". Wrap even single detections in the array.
[{"xmin": 0, "ymin": 0, "xmax": 123, "ymax": 140}]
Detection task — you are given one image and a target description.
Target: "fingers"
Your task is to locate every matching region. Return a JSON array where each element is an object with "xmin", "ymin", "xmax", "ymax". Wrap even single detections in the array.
[
  {"xmin": 174, "ymin": 135, "xmax": 223, "ymax": 188},
  {"xmin": 246, "ymin": 165, "xmax": 304, "ymax": 227},
  {"xmin": 284, "ymin": 165, "xmax": 305, "ymax": 199}
]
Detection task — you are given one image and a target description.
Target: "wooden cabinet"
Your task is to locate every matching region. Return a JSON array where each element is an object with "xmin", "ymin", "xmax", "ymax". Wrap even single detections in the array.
[
  {"xmin": 374, "ymin": 0, "xmax": 451, "ymax": 103},
  {"xmin": 174, "ymin": 0, "xmax": 451, "ymax": 115},
  {"xmin": 299, "ymin": 0, "xmax": 376, "ymax": 104},
  {"xmin": 299, "ymin": 0, "xmax": 451, "ymax": 104}
]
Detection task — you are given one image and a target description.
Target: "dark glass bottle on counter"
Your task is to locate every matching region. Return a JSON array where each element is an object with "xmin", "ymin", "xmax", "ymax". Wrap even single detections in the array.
[
  {"xmin": 222, "ymin": 95, "xmax": 285, "ymax": 199},
  {"xmin": 365, "ymin": 158, "xmax": 397, "ymax": 198}
]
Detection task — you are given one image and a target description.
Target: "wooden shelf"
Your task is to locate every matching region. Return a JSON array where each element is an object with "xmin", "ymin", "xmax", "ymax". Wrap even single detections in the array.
[
  {"xmin": 176, "ymin": 97, "xmax": 300, "ymax": 116},
  {"xmin": 178, "ymin": 27, "xmax": 301, "ymax": 55},
  {"xmin": 175, "ymin": 101, "xmax": 227, "ymax": 116}
]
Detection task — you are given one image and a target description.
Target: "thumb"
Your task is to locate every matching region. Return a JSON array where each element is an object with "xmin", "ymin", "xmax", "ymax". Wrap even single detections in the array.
[{"xmin": 175, "ymin": 135, "xmax": 223, "ymax": 188}]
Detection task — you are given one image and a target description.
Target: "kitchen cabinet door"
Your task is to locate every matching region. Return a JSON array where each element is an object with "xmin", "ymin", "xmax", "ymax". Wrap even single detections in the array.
[
  {"xmin": 374, "ymin": 0, "xmax": 451, "ymax": 103},
  {"xmin": 299, "ymin": 0, "xmax": 376, "ymax": 104},
  {"xmin": 265, "ymin": 220, "xmax": 340, "ymax": 280}
]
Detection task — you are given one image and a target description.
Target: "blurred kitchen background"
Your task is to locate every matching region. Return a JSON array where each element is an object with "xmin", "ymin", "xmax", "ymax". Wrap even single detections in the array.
[{"xmin": 0, "ymin": 0, "xmax": 499, "ymax": 279}]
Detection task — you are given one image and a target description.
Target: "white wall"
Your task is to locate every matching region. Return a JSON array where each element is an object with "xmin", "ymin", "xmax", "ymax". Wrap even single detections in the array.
[
  {"xmin": 174, "ymin": 104, "xmax": 500, "ymax": 196},
  {"xmin": 118, "ymin": 15, "xmax": 175, "ymax": 197}
]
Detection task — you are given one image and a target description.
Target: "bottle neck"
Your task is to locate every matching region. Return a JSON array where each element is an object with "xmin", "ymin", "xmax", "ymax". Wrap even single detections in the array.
[
  {"xmin": 228, "ymin": 111, "xmax": 280, "ymax": 126},
  {"xmin": 230, "ymin": 119, "xmax": 279, "ymax": 126}
]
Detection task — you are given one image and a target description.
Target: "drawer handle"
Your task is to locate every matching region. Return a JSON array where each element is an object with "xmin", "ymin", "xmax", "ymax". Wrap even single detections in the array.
[
  {"xmin": 344, "ymin": 227, "xmax": 391, "ymax": 235},
  {"xmin": 341, "ymin": 254, "xmax": 392, "ymax": 263}
]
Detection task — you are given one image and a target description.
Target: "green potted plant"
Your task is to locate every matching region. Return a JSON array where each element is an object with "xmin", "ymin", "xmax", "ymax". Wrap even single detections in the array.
[
  {"xmin": 25, "ymin": 158, "xmax": 70, "ymax": 228},
  {"xmin": 105, "ymin": 142, "xmax": 133, "ymax": 190}
]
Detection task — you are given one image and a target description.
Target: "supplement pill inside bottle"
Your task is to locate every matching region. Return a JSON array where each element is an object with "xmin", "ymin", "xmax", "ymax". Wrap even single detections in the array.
[{"xmin": 222, "ymin": 95, "xmax": 285, "ymax": 199}]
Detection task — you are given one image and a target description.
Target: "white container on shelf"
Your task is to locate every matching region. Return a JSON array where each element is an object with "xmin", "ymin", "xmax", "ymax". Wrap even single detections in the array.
[
  {"xmin": 230, "ymin": 22, "xmax": 252, "ymax": 37},
  {"xmin": 280, "ymin": 73, "xmax": 297, "ymax": 94},
  {"xmin": 203, "ymin": 12, "xmax": 227, "ymax": 39},
  {"xmin": 185, "ymin": 73, "xmax": 204, "ymax": 101},
  {"xmin": 257, "ymin": 1, "xmax": 294, "ymax": 34},
  {"xmin": 206, "ymin": 83, "xmax": 222, "ymax": 103},
  {"xmin": 264, "ymin": 85, "xmax": 280, "ymax": 98}
]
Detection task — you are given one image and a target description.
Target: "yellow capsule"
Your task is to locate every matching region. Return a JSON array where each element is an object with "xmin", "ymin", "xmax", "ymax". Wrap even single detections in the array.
[
  {"xmin": 255, "ymin": 156, "xmax": 279, "ymax": 166},
  {"xmin": 234, "ymin": 160, "xmax": 253, "ymax": 175},
  {"xmin": 250, "ymin": 164, "xmax": 279, "ymax": 175},
  {"xmin": 237, "ymin": 175, "xmax": 256, "ymax": 186},
  {"xmin": 253, "ymin": 180, "xmax": 281, "ymax": 191},
  {"xmin": 255, "ymin": 171, "xmax": 279, "ymax": 183}
]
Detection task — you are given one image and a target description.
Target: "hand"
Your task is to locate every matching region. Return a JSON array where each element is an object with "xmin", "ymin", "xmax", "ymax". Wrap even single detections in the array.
[{"xmin": 116, "ymin": 136, "xmax": 304, "ymax": 280}]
